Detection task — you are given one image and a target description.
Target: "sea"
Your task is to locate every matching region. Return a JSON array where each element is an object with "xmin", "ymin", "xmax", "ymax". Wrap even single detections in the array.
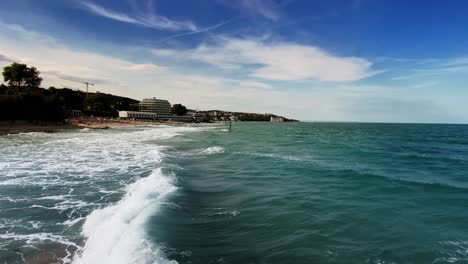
[{"xmin": 0, "ymin": 122, "xmax": 467, "ymax": 264}]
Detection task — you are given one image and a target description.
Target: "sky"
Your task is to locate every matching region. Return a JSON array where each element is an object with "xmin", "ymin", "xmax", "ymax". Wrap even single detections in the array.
[{"xmin": 0, "ymin": 0, "xmax": 468, "ymax": 123}]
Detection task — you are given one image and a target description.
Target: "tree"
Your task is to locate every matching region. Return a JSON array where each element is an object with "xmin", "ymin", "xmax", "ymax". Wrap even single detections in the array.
[
  {"xmin": 2, "ymin": 62, "xmax": 43, "ymax": 88},
  {"xmin": 172, "ymin": 103, "xmax": 188, "ymax": 116}
]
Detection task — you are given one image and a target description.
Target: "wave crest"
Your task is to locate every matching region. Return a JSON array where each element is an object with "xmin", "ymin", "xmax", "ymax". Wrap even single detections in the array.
[{"xmin": 73, "ymin": 168, "xmax": 178, "ymax": 264}]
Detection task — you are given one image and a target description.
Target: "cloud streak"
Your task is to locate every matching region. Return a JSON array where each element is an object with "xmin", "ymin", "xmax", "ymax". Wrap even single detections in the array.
[
  {"xmin": 239, "ymin": 0, "xmax": 281, "ymax": 21},
  {"xmin": 219, "ymin": 0, "xmax": 281, "ymax": 21},
  {"xmin": 155, "ymin": 19, "xmax": 233, "ymax": 44},
  {"xmin": 82, "ymin": 1, "xmax": 197, "ymax": 31}
]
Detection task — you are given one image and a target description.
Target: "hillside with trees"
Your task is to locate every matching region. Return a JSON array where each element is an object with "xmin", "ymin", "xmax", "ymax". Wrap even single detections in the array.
[{"xmin": 0, "ymin": 62, "xmax": 138, "ymax": 122}]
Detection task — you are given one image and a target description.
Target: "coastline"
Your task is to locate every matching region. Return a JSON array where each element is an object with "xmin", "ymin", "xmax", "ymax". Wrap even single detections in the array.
[{"xmin": 0, "ymin": 118, "xmax": 184, "ymax": 135}]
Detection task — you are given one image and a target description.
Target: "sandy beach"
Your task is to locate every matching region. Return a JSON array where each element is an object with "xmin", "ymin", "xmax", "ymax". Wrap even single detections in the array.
[{"xmin": 0, "ymin": 118, "xmax": 183, "ymax": 135}]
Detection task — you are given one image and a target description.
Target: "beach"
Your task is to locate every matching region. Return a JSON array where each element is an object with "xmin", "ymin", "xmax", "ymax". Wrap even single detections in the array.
[{"xmin": 0, "ymin": 118, "xmax": 188, "ymax": 135}]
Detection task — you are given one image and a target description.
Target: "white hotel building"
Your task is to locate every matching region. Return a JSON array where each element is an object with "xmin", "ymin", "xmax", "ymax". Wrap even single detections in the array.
[{"xmin": 119, "ymin": 97, "xmax": 192, "ymax": 122}]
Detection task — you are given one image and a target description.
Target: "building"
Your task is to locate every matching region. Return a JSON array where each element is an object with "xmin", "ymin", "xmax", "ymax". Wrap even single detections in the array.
[
  {"xmin": 270, "ymin": 116, "xmax": 285, "ymax": 122},
  {"xmin": 157, "ymin": 115, "xmax": 193, "ymax": 122},
  {"xmin": 119, "ymin": 111, "xmax": 157, "ymax": 120},
  {"xmin": 139, "ymin": 98, "xmax": 172, "ymax": 115},
  {"xmin": 192, "ymin": 112, "xmax": 208, "ymax": 122},
  {"xmin": 118, "ymin": 111, "xmax": 193, "ymax": 122},
  {"xmin": 65, "ymin": 110, "xmax": 83, "ymax": 118}
]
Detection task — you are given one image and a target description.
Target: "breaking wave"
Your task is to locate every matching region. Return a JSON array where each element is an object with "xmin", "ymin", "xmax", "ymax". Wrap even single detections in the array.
[{"xmin": 73, "ymin": 169, "xmax": 177, "ymax": 264}]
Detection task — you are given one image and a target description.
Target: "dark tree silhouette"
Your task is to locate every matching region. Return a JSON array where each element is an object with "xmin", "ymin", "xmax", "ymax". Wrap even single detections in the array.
[
  {"xmin": 172, "ymin": 103, "xmax": 188, "ymax": 116},
  {"xmin": 2, "ymin": 62, "xmax": 42, "ymax": 88}
]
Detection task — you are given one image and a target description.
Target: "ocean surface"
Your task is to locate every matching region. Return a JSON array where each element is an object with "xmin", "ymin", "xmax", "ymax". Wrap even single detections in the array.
[{"xmin": 1, "ymin": 122, "xmax": 468, "ymax": 264}]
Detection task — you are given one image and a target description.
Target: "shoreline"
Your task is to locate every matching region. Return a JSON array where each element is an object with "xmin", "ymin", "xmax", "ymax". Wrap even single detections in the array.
[{"xmin": 0, "ymin": 118, "xmax": 187, "ymax": 135}]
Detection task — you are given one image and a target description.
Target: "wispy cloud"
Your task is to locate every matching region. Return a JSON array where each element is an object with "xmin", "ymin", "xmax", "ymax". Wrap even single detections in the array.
[
  {"xmin": 386, "ymin": 55, "xmax": 468, "ymax": 81},
  {"xmin": 82, "ymin": 1, "xmax": 197, "ymax": 31},
  {"xmin": 239, "ymin": 0, "xmax": 281, "ymax": 21},
  {"xmin": 219, "ymin": 0, "xmax": 281, "ymax": 21},
  {"xmin": 155, "ymin": 19, "xmax": 233, "ymax": 44},
  {"xmin": 152, "ymin": 36, "xmax": 379, "ymax": 82}
]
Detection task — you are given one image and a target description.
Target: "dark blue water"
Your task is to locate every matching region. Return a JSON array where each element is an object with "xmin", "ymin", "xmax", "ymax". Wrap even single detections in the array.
[{"xmin": 0, "ymin": 123, "xmax": 467, "ymax": 263}]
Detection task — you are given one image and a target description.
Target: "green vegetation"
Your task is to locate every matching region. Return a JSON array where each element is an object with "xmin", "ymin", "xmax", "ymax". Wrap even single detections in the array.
[
  {"xmin": 1, "ymin": 62, "xmax": 138, "ymax": 122},
  {"xmin": 172, "ymin": 103, "xmax": 188, "ymax": 116},
  {"xmin": 2, "ymin": 63, "xmax": 42, "ymax": 88}
]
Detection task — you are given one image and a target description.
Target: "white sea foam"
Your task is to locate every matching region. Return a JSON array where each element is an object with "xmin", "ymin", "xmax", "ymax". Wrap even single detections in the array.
[
  {"xmin": 0, "ymin": 232, "xmax": 80, "ymax": 263},
  {"xmin": 213, "ymin": 210, "xmax": 240, "ymax": 217},
  {"xmin": 200, "ymin": 146, "xmax": 225, "ymax": 155},
  {"xmin": 73, "ymin": 168, "xmax": 178, "ymax": 264},
  {"xmin": 0, "ymin": 125, "xmax": 211, "ymax": 263},
  {"xmin": 59, "ymin": 217, "xmax": 86, "ymax": 227}
]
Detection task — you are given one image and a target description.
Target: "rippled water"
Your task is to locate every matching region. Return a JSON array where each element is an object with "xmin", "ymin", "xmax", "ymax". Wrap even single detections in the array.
[{"xmin": 1, "ymin": 123, "xmax": 468, "ymax": 263}]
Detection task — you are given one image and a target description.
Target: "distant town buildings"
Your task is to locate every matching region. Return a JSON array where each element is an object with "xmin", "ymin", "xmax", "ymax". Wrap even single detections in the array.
[
  {"xmin": 117, "ymin": 97, "xmax": 295, "ymax": 123},
  {"xmin": 192, "ymin": 112, "xmax": 208, "ymax": 122},
  {"xmin": 193, "ymin": 110, "xmax": 292, "ymax": 122}
]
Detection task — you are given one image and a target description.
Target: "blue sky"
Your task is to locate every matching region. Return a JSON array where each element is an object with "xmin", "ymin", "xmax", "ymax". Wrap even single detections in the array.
[{"xmin": 0, "ymin": 0, "xmax": 467, "ymax": 123}]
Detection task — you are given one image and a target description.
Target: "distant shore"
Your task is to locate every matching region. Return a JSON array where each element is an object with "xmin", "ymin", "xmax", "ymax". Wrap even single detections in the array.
[{"xmin": 0, "ymin": 118, "xmax": 185, "ymax": 135}]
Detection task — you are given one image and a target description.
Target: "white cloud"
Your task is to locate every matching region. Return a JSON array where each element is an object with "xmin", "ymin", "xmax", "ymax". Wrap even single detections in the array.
[
  {"xmin": 0, "ymin": 22, "xmax": 463, "ymax": 123},
  {"xmin": 238, "ymin": 80, "xmax": 272, "ymax": 90},
  {"xmin": 126, "ymin": 63, "xmax": 166, "ymax": 72},
  {"xmin": 0, "ymin": 22, "xmax": 302, "ymax": 117},
  {"xmin": 0, "ymin": 22, "xmax": 165, "ymax": 93},
  {"xmin": 152, "ymin": 37, "xmax": 378, "ymax": 81},
  {"xmin": 82, "ymin": 1, "xmax": 197, "ymax": 31}
]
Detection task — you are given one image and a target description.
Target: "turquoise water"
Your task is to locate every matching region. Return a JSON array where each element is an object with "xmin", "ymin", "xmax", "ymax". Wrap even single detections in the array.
[{"xmin": 1, "ymin": 123, "xmax": 468, "ymax": 263}]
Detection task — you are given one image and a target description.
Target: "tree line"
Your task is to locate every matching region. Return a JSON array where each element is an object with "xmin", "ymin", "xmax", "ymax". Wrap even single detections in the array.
[{"xmin": 1, "ymin": 62, "xmax": 138, "ymax": 122}]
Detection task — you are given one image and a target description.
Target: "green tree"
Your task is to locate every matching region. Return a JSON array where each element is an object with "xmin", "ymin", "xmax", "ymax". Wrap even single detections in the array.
[
  {"xmin": 172, "ymin": 103, "xmax": 188, "ymax": 116},
  {"xmin": 2, "ymin": 62, "xmax": 43, "ymax": 88}
]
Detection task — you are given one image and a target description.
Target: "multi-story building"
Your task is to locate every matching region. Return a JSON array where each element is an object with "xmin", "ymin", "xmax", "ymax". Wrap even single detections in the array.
[
  {"xmin": 139, "ymin": 98, "xmax": 172, "ymax": 115},
  {"xmin": 118, "ymin": 111, "xmax": 158, "ymax": 119}
]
